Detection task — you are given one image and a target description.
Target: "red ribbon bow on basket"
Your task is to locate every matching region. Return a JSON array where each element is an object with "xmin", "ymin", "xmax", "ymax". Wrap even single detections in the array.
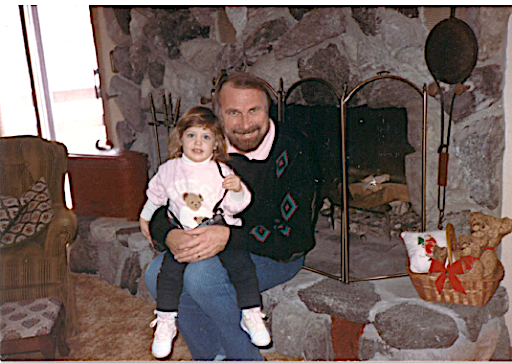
[{"xmin": 429, "ymin": 256, "xmax": 479, "ymax": 295}]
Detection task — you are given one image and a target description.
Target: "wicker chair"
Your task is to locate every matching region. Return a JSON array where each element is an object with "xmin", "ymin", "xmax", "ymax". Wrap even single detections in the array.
[{"xmin": 0, "ymin": 136, "xmax": 78, "ymax": 334}]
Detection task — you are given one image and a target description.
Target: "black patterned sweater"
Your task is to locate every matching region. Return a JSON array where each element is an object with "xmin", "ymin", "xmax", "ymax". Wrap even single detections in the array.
[{"xmin": 151, "ymin": 124, "xmax": 321, "ymax": 262}]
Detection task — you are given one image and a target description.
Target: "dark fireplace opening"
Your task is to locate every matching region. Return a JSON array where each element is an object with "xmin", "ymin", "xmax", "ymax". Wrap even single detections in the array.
[
  {"xmin": 284, "ymin": 104, "xmax": 421, "ymax": 280},
  {"xmin": 346, "ymin": 105, "xmax": 415, "ymax": 184},
  {"xmin": 284, "ymin": 104, "xmax": 415, "ymax": 195}
]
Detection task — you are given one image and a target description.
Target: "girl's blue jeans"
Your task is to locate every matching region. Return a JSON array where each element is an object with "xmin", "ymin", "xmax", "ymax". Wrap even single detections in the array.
[{"xmin": 144, "ymin": 251, "xmax": 304, "ymax": 361}]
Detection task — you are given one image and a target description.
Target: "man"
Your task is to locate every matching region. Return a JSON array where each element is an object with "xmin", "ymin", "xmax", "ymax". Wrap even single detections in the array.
[{"xmin": 145, "ymin": 72, "xmax": 319, "ymax": 360}]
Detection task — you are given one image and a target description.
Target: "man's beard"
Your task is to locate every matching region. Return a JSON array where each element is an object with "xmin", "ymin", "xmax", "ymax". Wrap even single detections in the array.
[{"xmin": 225, "ymin": 123, "xmax": 269, "ymax": 153}]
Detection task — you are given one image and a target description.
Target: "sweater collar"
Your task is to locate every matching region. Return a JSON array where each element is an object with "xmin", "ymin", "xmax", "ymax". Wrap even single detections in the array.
[
  {"xmin": 226, "ymin": 119, "xmax": 275, "ymax": 161},
  {"xmin": 181, "ymin": 154, "xmax": 213, "ymax": 165}
]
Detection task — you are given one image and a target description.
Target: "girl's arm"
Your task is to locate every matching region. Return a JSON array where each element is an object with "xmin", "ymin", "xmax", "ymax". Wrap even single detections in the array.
[{"xmin": 220, "ymin": 165, "xmax": 252, "ymax": 215}]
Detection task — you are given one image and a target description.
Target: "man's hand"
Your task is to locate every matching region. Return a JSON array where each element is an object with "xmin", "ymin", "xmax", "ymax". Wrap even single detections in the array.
[{"xmin": 166, "ymin": 225, "xmax": 230, "ymax": 263}]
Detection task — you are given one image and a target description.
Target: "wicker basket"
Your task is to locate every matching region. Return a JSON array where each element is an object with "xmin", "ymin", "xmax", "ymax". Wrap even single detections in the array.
[{"xmin": 407, "ymin": 223, "xmax": 504, "ymax": 306}]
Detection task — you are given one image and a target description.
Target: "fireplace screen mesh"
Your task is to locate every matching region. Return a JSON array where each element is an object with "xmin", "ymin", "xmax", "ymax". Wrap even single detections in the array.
[{"xmin": 280, "ymin": 75, "xmax": 427, "ymax": 282}]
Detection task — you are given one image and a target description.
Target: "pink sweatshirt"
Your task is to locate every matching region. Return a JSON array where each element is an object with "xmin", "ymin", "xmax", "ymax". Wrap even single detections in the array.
[{"xmin": 140, "ymin": 155, "xmax": 251, "ymax": 229}]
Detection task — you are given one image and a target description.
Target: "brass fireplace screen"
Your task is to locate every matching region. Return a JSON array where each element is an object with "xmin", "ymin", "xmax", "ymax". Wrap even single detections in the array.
[{"xmin": 212, "ymin": 70, "xmax": 428, "ymax": 283}]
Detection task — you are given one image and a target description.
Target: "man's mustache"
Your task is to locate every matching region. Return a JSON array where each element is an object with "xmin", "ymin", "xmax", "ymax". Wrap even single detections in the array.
[{"xmin": 232, "ymin": 126, "xmax": 259, "ymax": 134}]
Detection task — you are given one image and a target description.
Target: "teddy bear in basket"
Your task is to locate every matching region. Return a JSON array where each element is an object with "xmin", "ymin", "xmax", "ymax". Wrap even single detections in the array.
[{"xmin": 434, "ymin": 212, "xmax": 512, "ymax": 281}]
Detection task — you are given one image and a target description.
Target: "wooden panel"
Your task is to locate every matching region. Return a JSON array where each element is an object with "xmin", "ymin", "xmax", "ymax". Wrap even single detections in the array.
[{"xmin": 68, "ymin": 149, "xmax": 148, "ymax": 221}]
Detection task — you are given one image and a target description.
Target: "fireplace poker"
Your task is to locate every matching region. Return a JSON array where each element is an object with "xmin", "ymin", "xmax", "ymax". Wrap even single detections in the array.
[
  {"xmin": 149, "ymin": 93, "xmax": 162, "ymax": 166},
  {"xmin": 165, "ymin": 93, "xmax": 180, "ymax": 157},
  {"xmin": 436, "ymin": 91, "xmax": 457, "ymax": 229},
  {"xmin": 173, "ymin": 97, "xmax": 181, "ymax": 127},
  {"xmin": 163, "ymin": 93, "xmax": 171, "ymax": 148}
]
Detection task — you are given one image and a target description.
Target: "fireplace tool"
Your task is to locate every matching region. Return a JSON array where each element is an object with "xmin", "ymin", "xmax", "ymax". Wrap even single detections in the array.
[
  {"xmin": 149, "ymin": 92, "xmax": 181, "ymax": 165},
  {"xmin": 425, "ymin": 7, "xmax": 478, "ymax": 229}
]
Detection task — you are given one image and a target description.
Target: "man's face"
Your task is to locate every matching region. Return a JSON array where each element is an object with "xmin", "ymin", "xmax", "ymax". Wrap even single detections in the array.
[{"xmin": 218, "ymin": 83, "xmax": 269, "ymax": 153}]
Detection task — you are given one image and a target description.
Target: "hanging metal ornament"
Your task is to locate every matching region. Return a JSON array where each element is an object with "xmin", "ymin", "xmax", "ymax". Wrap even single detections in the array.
[{"xmin": 424, "ymin": 7, "xmax": 478, "ymax": 229}]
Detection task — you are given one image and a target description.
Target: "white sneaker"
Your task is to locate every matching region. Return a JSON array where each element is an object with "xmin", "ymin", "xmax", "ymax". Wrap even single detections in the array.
[
  {"xmin": 149, "ymin": 310, "xmax": 178, "ymax": 358},
  {"xmin": 241, "ymin": 307, "xmax": 271, "ymax": 347}
]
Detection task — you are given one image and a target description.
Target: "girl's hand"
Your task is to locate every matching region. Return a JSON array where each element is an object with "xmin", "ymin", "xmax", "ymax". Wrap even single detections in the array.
[
  {"xmin": 140, "ymin": 218, "xmax": 154, "ymax": 246},
  {"xmin": 222, "ymin": 174, "xmax": 242, "ymax": 192}
]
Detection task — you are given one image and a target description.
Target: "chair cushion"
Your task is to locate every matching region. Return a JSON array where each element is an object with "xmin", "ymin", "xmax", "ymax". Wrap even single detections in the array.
[
  {"xmin": 0, "ymin": 196, "xmax": 29, "ymax": 234},
  {"xmin": 0, "ymin": 297, "xmax": 63, "ymax": 341},
  {"xmin": 0, "ymin": 178, "xmax": 54, "ymax": 249}
]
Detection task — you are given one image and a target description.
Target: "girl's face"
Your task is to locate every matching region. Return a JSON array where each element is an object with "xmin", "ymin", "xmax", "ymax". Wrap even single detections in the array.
[{"xmin": 180, "ymin": 126, "xmax": 218, "ymax": 163}]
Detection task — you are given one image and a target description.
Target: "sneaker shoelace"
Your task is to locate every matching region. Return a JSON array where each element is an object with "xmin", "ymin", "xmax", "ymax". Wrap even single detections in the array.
[
  {"xmin": 244, "ymin": 309, "xmax": 266, "ymax": 329},
  {"xmin": 150, "ymin": 314, "xmax": 176, "ymax": 341}
]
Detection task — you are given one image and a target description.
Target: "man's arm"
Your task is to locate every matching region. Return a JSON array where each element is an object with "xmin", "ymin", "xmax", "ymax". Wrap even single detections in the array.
[
  {"xmin": 169, "ymin": 225, "xmax": 231, "ymax": 263},
  {"xmin": 149, "ymin": 205, "xmax": 232, "ymax": 263},
  {"xmin": 148, "ymin": 206, "xmax": 175, "ymax": 249}
]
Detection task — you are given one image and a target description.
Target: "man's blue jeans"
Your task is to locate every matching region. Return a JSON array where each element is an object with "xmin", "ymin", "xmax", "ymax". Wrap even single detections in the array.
[{"xmin": 144, "ymin": 251, "xmax": 304, "ymax": 360}]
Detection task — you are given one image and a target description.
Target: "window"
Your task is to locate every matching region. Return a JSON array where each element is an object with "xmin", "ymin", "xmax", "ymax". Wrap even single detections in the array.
[
  {"xmin": 0, "ymin": 5, "xmax": 106, "ymax": 154},
  {"xmin": 0, "ymin": 6, "xmax": 39, "ymax": 137}
]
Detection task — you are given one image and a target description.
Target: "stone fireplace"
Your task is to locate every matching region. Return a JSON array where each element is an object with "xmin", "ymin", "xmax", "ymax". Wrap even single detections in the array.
[
  {"xmin": 103, "ymin": 6, "xmax": 509, "ymax": 236},
  {"xmin": 67, "ymin": 6, "xmax": 512, "ymax": 360},
  {"xmin": 99, "ymin": 6, "xmax": 511, "ymax": 281}
]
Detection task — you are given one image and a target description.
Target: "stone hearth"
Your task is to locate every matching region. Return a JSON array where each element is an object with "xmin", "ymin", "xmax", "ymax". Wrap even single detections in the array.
[{"xmin": 70, "ymin": 215, "xmax": 510, "ymax": 361}]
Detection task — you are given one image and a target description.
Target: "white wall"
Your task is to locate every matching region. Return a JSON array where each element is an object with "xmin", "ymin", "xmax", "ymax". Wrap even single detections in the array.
[
  {"xmin": 90, "ymin": 7, "xmax": 123, "ymax": 148},
  {"xmin": 502, "ymin": 13, "xmax": 512, "ymax": 336}
]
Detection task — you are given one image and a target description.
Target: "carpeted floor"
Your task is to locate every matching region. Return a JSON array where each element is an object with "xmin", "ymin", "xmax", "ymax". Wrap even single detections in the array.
[
  {"xmin": 66, "ymin": 273, "xmax": 191, "ymax": 361},
  {"xmin": 4, "ymin": 273, "xmax": 300, "ymax": 361}
]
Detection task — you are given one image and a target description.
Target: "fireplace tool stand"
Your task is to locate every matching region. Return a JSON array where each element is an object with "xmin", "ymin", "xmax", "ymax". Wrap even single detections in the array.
[{"xmin": 148, "ymin": 92, "xmax": 181, "ymax": 166}]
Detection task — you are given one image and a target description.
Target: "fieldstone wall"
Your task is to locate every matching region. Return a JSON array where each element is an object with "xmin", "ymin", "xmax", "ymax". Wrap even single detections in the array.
[{"xmin": 102, "ymin": 6, "xmax": 511, "ymax": 232}]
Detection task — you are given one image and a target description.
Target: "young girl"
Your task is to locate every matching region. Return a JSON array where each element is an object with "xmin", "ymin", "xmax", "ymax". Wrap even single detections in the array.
[{"xmin": 139, "ymin": 106, "xmax": 270, "ymax": 359}]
